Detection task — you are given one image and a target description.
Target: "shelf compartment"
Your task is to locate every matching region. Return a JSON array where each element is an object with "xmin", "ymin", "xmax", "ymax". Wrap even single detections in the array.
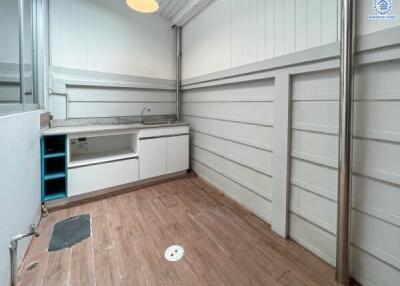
[
  {"xmin": 44, "ymin": 156, "xmax": 66, "ymax": 175},
  {"xmin": 69, "ymin": 149, "xmax": 138, "ymax": 168},
  {"xmin": 41, "ymin": 135, "xmax": 68, "ymax": 202},
  {"xmin": 43, "ymin": 135, "xmax": 66, "ymax": 155},
  {"xmin": 43, "ymin": 178, "xmax": 66, "ymax": 202},
  {"xmin": 69, "ymin": 132, "xmax": 138, "ymax": 168}
]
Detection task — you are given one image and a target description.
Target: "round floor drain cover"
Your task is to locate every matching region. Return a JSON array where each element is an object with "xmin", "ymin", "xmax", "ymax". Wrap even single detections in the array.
[{"xmin": 164, "ymin": 245, "xmax": 184, "ymax": 262}]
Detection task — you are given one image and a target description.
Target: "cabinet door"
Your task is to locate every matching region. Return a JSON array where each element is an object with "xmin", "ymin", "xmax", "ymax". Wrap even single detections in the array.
[
  {"xmin": 139, "ymin": 137, "xmax": 167, "ymax": 180},
  {"xmin": 167, "ymin": 135, "xmax": 189, "ymax": 174}
]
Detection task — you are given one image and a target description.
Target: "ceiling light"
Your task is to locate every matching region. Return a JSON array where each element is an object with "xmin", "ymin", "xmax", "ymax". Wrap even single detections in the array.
[{"xmin": 126, "ymin": 0, "xmax": 159, "ymax": 13}]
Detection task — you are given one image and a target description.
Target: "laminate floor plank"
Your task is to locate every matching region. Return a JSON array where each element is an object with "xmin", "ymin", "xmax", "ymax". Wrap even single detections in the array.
[{"xmin": 18, "ymin": 176, "xmax": 346, "ymax": 286}]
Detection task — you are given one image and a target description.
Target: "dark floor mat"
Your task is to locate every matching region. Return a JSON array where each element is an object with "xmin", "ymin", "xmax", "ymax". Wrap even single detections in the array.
[{"xmin": 49, "ymin": 214, "xmax": 91, "ymax": 252}]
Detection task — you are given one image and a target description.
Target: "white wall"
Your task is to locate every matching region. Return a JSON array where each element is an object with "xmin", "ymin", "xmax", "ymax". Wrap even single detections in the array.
[
  {"xmin": 181, "ymin": 1, "xmax": 400, "ymax": 285},
  {"xmin": 289, "ymin": 62, "xmax": 400, "ymax": 286},
  {"xmin": 49, "ymin": 0, "xmax": 175, "ymax": 79},
  {"xmin": 183, "ymin": 79, "xmax": 275, "ymax": 222},
  {"xmin": 0, "ymin": 110, "xmax": 42, "ymax": 284},
  {"xmin": 182, "ymin": 0, "xmax": 400, "ymax": 79},
  {"xmin": 48, "ymin": 0, "xmax": 177, "ymax": 120}
]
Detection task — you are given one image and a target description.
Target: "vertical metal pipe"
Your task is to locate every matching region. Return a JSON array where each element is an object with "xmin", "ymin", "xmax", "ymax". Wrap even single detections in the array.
[
  {"xmin": 336, "ymin": 0, "xmax": 355, "ymax": 285},
  {"xmin": 18, "ymin": 0, "xmax": 26, "ymax": 108},
  {"xmin": 175, "ymin": 26, "xmax": 182, "ymax": 121}
]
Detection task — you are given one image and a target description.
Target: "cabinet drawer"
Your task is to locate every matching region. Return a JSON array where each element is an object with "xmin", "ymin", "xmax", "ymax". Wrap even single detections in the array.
[
  {"xmin": 139, "ymin": 126, "xmax": 189, "ymax": 139},
  {"xmin": 68, "ymin": 158, "xmax": 138, "ymax": 197}
]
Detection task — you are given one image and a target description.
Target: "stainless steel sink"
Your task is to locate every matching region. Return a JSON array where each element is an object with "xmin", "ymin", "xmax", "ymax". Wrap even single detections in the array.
[{"xmin": 142, "ymin": 121, "xmax": 176, "ymax": 125}]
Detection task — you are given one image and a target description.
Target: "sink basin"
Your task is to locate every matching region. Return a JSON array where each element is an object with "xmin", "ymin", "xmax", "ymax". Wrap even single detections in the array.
[{"xmin": 142, "ymin": 121, "xmax": 176, "ymax": 126}]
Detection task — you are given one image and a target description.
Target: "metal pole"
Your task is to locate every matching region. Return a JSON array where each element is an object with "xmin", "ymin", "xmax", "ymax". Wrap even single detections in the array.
[
  {"xmin": 336, "ymin": 0, "xmax": 355, "ymax": 285},
  {"xmin": 175, "ymin": 26, "xmax": 182, "ymax": 121},
  {"xmin": 18, "ymin": 0, "xmax": 26, "ymax": 109}
]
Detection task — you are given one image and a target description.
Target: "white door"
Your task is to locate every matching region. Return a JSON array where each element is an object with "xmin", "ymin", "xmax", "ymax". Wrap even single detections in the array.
[
  {"xmin": 167, "ymin": 135, "xmax": 189, "ymax": 174},
  {"xmin": 139, "ymin": 137, "xmax": 167, "ymax": 180}
]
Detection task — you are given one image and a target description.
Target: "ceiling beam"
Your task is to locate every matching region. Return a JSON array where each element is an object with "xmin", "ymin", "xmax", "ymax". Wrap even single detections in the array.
[{"xmin": 170, "ymin": 0, "xmax": 214, "ymax": 27}]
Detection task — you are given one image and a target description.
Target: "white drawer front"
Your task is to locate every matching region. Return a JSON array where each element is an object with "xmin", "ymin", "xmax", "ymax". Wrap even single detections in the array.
[
  {"xmin": 139, "ymin": 126, "xmax": 189, "ymax": 139},
  {"xmin": 68, "ymin": 158, "xmax": 138, "ymax": 197}
]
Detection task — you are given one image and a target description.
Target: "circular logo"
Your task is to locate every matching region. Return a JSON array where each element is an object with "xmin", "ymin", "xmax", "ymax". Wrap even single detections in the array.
[{"xmin": 373, "ymin": 0, "xmax": 393, "ymax": 15}]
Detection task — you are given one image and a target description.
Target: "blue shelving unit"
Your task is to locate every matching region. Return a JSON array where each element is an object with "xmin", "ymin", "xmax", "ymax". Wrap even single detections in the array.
[{"xmin": 41, "ymin": 135, "xmax": 68, "ymax": 202}]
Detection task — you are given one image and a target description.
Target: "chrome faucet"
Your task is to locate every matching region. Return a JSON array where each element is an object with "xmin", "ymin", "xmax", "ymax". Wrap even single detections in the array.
[
  {"xmin": 10, "ymin": 224, "xmax": 40, "ymax": 286},
  {"xmin": 141, "ymin": 107, "xmax": 151, "ymax": 124}
]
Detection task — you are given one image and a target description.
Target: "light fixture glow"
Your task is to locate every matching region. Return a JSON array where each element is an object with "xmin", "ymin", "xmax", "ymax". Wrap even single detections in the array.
[{"xmin": 126, "ymin": 0, "xmax": 159, "ymax": 13}]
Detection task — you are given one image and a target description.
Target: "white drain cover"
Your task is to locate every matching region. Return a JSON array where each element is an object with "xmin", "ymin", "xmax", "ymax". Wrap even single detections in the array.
[{"xmin": 164, "ymin": 245, "xmax": 184, "ymax": 262}]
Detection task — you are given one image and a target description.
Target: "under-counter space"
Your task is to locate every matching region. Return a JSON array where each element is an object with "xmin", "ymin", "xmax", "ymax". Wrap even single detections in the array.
[{"xmin": 68, "ymin": 132, "xmax": 138, "ymax": 168}]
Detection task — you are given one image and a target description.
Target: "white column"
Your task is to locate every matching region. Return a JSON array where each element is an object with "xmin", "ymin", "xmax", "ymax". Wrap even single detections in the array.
[{"xmin": 271, "ymin": 71, "xmax": 292, "ymax": 238}]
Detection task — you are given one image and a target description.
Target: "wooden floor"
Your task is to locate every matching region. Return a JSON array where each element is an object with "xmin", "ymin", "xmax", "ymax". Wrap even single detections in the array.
[{"xmin": 18, "ymin": 177, "xmax": 347, "ymax": 286}]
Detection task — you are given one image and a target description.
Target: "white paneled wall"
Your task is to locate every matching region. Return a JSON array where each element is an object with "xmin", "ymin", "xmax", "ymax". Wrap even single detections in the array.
[
  {"xmin": 289, "ymin": 62, "xmax": 400, "ymax": 285},
  {"xmin": 65, "ymin": 86, "xmax": 176, "ymax": 119},
  {"xmin": 183, "ymin": 79, "xmax": 275, "ymax": 222},
  {"xmin": 182, "ymin": 0, "xmax": 400, "ymax": 79},
  {"xmin": 49, "ymin": 0, "xmax": 175, "ymax": 79},
  {"xmin": 181, "ymin": 1, "xmax": 400, "ymax": 284},
  {"xmin": 48, "ymin": 0, "xmax": 177, "ymax": 119},
  {"xmin": 182, "ymin": 0, "xmax": 340, "ymax": 79}
]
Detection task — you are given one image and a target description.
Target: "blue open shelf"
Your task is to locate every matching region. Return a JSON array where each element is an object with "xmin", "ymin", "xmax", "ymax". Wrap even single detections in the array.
[
  {"xmin": 41, "ymin": 135, "xmax": 68, "ymax": 202},
  {"xmin": 44, "ymin": 193, "xmax": 67, "ymax": 202},
  {"xmin": 44, "ymin": 172, "xmax": 66, "ymax": 181},
  {"xmin": 44, "ymin": 152, "xmax": 66, "ymax": 159}
]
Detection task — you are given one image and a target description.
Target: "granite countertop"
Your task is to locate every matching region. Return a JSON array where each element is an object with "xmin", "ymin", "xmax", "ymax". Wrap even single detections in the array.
[{"xmin": 41, "ymin": 121, "xmax": 189, "ymax": 136}]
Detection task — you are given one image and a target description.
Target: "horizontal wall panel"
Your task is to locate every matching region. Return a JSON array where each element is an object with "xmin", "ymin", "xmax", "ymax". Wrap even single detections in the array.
[
  {"xmin": 291, "ymin": 158, "xmax": 338, "ymax": 201},
  {"xmin": 352, "ymin": 210, "xmax": 400, "ymax": 270},
  {"xmin": 289, "ymin": 213, "xmax": 336, "ymax": 266},
  {"xmin": 0, "ymin": 85, "xmax": 19, "ymax": 102},
  {"xmin": 191, "ymin": 159, "xmax": 272, "ymax": 222},
  {"xmin": 291, "ymin": 130, "xmax": 338, "ymax": 168},
  {"xmin": 292, "ymin": 101, "xmax": 339, "ymax": 134},
  {"xmin": 292, "ymin": 69, "xmax": 339, "ymax": 101},
  {"xmin": 190, "ymin": 130, "xmax": 272, "ymax": 176},
  {"xmin": 354, "ymin": 101, "xmax": 400, "ymax": 142},
  {"xmin": 290, "ymin": 185, "xmax": 337, "ymax": 234},
  {"xmin": 192, "ymin": 146, "xmax": 272, "ymax": 201},
  {"xmin": 355, "ymin": 61, "xmax": 400, "ymax": 101},
  {"xmin": 68, "ymin": 87, "xmax": 176, "ymax": 102},
  {"xmin": 352, "ymin": 175, "xmax": 400, "ymax": 227},
  {"xmin": 183, "ymin": 79, "xmax": 275, "ymax": 102},
  {"xmin": 183, "ymin": 115, "xmax": 274, "ymax": 151},
  {"xmin": 351, "ymin": 247, "xmax": 400, "ymax": 286},
  {"xmin": 353, "ymin": 139, "xmax": 400, "ymax": 185},
  {"xmin": 68, "ymin": 102, "xmax": 175, "ymax": 118},
  {"xmin": 183, "ymin": 101, "xmax": 274, "ymax": 124}
]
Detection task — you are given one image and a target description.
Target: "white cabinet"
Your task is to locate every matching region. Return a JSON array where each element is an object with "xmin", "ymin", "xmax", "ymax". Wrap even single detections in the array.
[
  {"xmin": 167, "ymin": 135, "xmax": 189, "ymax": 174},
  {"xmin": 139, "ymin": 137, "xmax": 167, "ymax": 180},
  {"xmin": 68, "ymin": 158, "xmax": 139, "ymax": 197}
]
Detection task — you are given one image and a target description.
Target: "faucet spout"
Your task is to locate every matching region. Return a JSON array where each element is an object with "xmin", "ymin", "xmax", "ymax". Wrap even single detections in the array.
[{"xmin": 140, "ymin": 107, "xmax": 151, "ymax": 124}]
